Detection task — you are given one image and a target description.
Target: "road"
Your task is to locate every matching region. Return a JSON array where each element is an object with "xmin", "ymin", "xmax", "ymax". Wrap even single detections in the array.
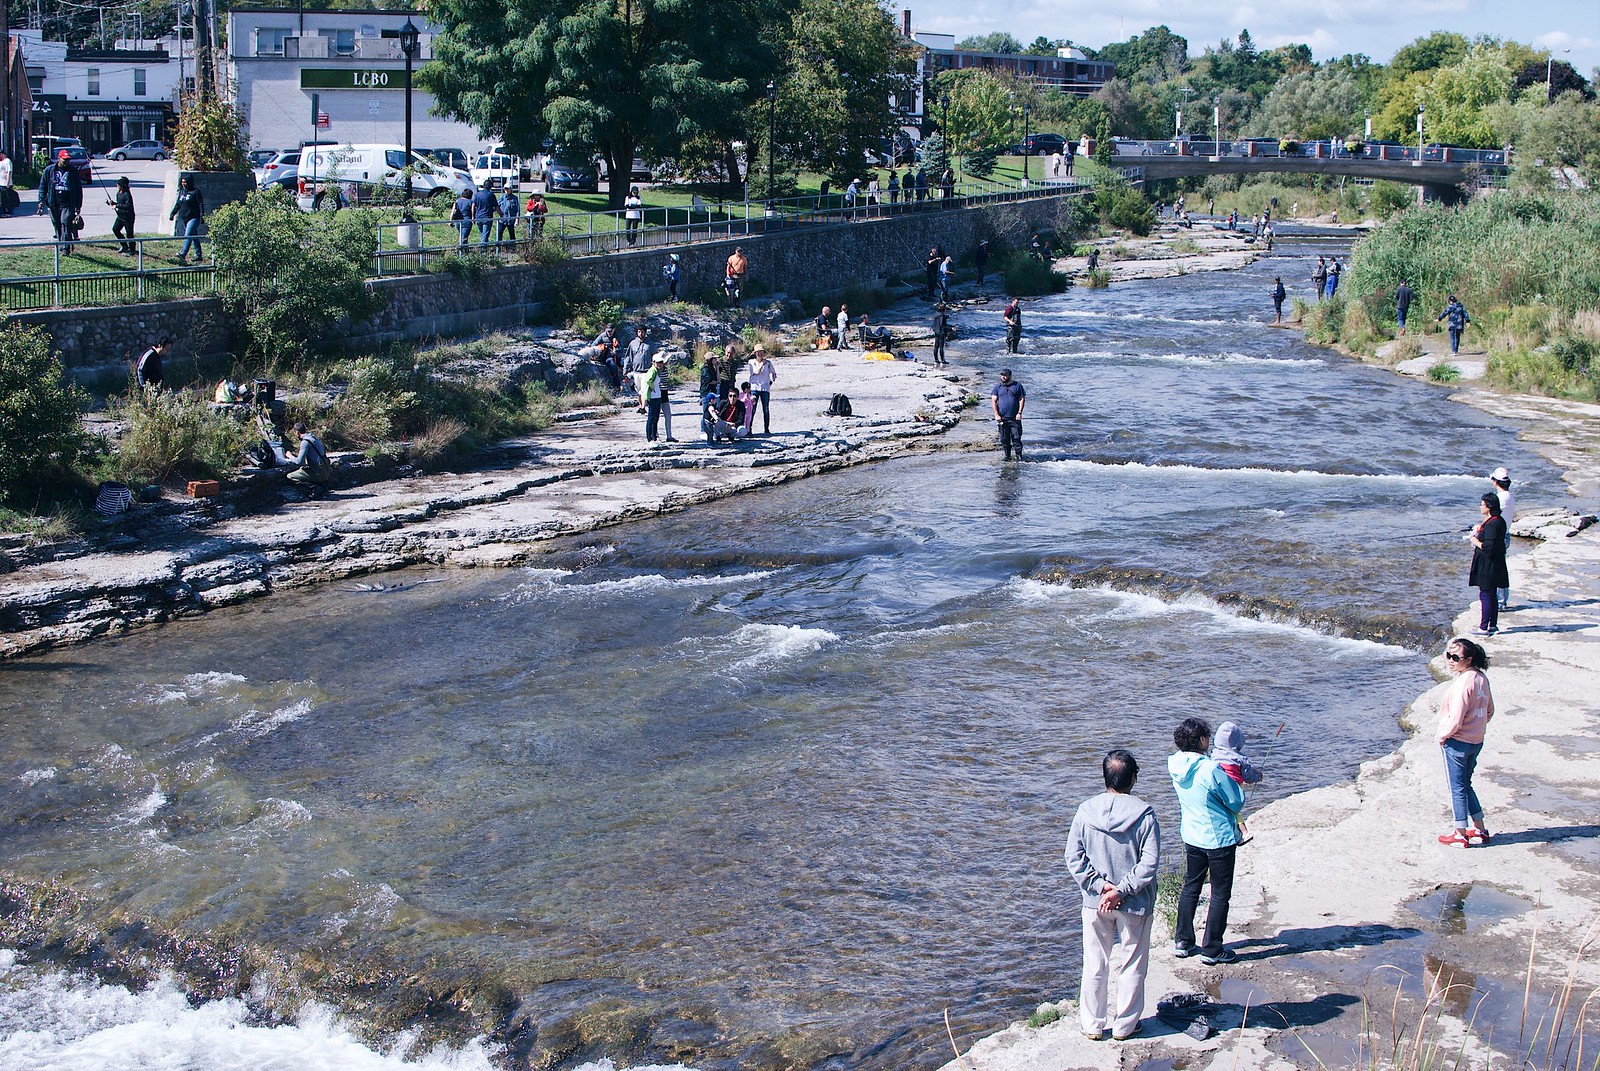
[{"xmin": 0, "ymin": 159, "xmax": 176, "ymax": 243}]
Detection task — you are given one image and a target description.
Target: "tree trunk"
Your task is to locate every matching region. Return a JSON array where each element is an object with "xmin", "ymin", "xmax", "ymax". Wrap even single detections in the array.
[
  {"xmin": 721, "ymin": 142, "xmax": 744, "ymax": 201},
  {"xmin": 603, "ymin": 144, "xmax": 631, "ymax": 209}
]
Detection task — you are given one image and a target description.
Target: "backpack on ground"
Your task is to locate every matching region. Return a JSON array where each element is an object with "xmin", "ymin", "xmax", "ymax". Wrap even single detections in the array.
[{"xmin": 827, "ymin": 393, "xmax": 853, "ymax": 417}]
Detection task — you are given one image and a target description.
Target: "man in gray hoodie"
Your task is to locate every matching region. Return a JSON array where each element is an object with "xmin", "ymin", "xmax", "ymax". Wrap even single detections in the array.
[{"xmin": 1066, "ymin": 749, "xmax": 1162, "ymax": 1041}]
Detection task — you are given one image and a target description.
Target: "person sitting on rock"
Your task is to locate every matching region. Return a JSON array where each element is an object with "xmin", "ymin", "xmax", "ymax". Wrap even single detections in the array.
[
  {"xmin": 274, "ymin": 421, "xmax": 333, "ymax": 496},
  {"xmin": 858, "ymin": 314, "xmax": 892, "ymax": 350}
]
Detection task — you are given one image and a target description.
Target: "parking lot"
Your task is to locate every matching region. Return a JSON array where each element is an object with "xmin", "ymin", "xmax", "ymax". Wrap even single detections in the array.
[{"xmin": 0, "ymin": 158, "xmax": 178, "ymax": 242}]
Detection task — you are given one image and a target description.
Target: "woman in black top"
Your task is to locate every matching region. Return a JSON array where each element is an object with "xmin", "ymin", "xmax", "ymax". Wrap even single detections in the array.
[
  {"xmin": 110, "ymin": 176, "xmax": 136, "ymax": 254},
  {"xmin": 1468, "ymin": 492, "xmax": 1510, "ymax": 635}
]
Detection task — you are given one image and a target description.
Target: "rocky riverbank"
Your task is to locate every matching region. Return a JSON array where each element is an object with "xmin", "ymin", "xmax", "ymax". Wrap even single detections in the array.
[{"xmin": 935, "ymin": 380, "xmax": 1600, "ymax": 1071}]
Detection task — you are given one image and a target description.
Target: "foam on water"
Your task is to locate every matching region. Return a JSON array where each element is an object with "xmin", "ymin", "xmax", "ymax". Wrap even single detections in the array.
[
  {"xmin": 573, "ymin": 1061, "xmax": 698, "ymax": 1071},
  {"xmin": 1041, "ymin": 457, "xmax": 1482, "ymax": 487},
  {"xmin": 229, "ymin": 697, "xmax": 312, "ymax": 739},
  {"xmin": 1032, "ymin": 348, "xmax": 1313, "ymax": 368},
  {"xmin": 727, "ymin": 623, "xmax": 840, "ymax": 668},
  {"xmin": 18, "ymin": 768, "xmax": 56, "ymax": 787},
  {"xmin": 0, "ymin": 950, "xmax": 498, "ymax": 1071},
  {"xmin": 502, "ymin": 569, "xmax": 772, "ymax": 603},
  {"xmin": 118, "ymin": 780, "xmax": 165, "ymax": 825},
  {"xmin": 1008, "ymin": 578, "xmax": 1412, "ymax": 657}
]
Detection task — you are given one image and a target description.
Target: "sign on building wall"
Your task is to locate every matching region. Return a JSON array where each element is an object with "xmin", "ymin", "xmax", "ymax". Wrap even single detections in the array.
[{"xmin": 299, "ymin": 68, "xmax": 402, "ymax": 90}]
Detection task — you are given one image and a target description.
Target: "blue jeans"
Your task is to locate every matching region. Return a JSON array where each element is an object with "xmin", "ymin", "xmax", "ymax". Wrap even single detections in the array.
[
  {"xmin": 1448, "ymin": 328, "xmax": 1462, "ymax": 353},
  {"xmin": 456, "ymin": 220, "xmax": 471, "ymax": 247},
  {"xmin": 179, "ymin": 217, "xmax": 204, "ymax": 260},
  {"xmin": 1441, "ymin": 738, "xmax": 1484, "ymax": 826}
]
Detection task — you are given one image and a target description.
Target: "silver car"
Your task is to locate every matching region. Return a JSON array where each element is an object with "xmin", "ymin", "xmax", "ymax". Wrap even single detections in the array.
[{"xmin": 108, "ymin": 139, "xmax": 168, "ymax": 161}]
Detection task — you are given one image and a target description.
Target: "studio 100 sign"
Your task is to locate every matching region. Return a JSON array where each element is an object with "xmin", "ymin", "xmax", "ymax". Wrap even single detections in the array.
[{"xmin": 300, "ymin": 68, "xmax": 403, "ymax": 90}]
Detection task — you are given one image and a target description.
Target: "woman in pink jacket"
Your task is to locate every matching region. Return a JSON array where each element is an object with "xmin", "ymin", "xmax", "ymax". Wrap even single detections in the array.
[{"xmin": 1437, "ymin": 637, "xmax": 1494, "ymax": 847}]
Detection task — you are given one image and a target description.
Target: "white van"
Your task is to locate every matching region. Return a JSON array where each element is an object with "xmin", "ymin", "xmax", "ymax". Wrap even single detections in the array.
[
  {"xmin": 470, "ymin": 151, "xmax": 520, "ymax": 190},
  {"xmin": 299, "ymin": 143, "xmax": 474, "ymax": 202}
]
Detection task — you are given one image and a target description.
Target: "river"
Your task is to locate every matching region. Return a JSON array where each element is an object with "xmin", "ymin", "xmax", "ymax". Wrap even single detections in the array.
[{"xmin": 0, "ymin": 233, "xmax": 1563, "ymax": 1071}]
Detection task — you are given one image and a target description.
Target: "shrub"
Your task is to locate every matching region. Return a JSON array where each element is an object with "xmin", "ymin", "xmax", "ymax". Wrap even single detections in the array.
[
  {"xmin": 0, "ymin": 325, "xmax": 89, "ymax": 511},
  {"xmin": 964, "ymin": 144, "xmax": 1001, "ymax": 179},
  {"xmin": 1082, "ymin": 268, "xmax": 1111, "ymax": 288},
  {"xmin": 106, "ymin": 390, "xmax": 251, "ymax": 485},
  {"xmin": 1092, "ymin": 175, "xmax": 1154, "ymax": 236},
  {"xmin": 541, "ymin": 272, "xmax": 599, "ymax": 326},
  {"xmin": 1389, "ymin": 337, "xmax": 1424, "ymax": 362},
  {"xmin": 999, "ymin": 252, "xmax": 1070, "ymax": 295},
  {"xmin": 1426, "ymin": 362, "xmax": 1461, "ymax": 382},
  {"xmin": 1370, "ymin": 181, "xmax": 1412, "ymax": 218},
  {"xmin": 571, "ymin": 298, "xmax": 627, "ymax": 338},
  {"xmin": 210, "ymin": 186, "xmax": 382, "ymax": 368},
  {"xmin": 171, "ymin": 98, "xmax": 248, "ymax": 172}
]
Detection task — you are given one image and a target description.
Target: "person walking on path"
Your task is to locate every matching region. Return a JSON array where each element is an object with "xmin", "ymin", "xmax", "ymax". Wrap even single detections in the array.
[
  {"xmin": 1003, "ymin": 297, "xmax": 1023, "ymax": 354},
  {"xmin": 1437, "ymin": 294, "xmax": 1471, "ymax": 354},
  {"xmin": 662, "ymin": 253, "xmax": 681, "ymax": 300},
  {"xmin": 624, "ymin": 186, "xmax": 643, "ymax": 245},
  {"xmin": 1468, "ymin": 491, "xmax": 1509, "ymax": 636},
  {"xmin": 1489, "ymin": 467, "xmax": 1515, "ymax": 610},
  {"xmin": 1395, "ymin": 279, "xmax": 1414, "ymax": 336},
  {"xmin": 1168, "ymin": 716, "xmax": 1245, "ymax": 965},
  {"xmin": 169, "ymin": 175, "xmax": 206, "ymax": 264},
  {"xmin": 41, "ymin": 149, "xmax": 85, "ymax": 254},
  {"xmin": 1312, "ymin": 257, "xmax": 1327, "ymax": 302},
  {"xmin": 1066, "ymin": 749, "xmax": 1161, "ymax": 1042},
  {"xmin": 641, "ymin": 352, "xmax": 672, "ymax": 443},
  {"xmin": 1436, "ymin": 637, "xmax": 1495, "ymax": 848},
  {"xmin": 931, "ymin": 303, "xmax": 950, "ymax": 366},
  {"xmin": 109, "ymin": 176, "xmax": 137, "ymax": 255},
  {"xmin": 745, "ymin": 346, "xmax": 776, "ymax": 435},
  {"xmin": 990, "ymin": 368, "xmax": 1025, "ymax": 461},
  {"xmin": 1271, "ymin": 277, "xmax": 1286, "ymax": 324}
]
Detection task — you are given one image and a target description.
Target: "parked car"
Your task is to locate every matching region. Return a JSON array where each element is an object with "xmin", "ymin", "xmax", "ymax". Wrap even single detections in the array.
[
  {"xmin": 247, "ymin": 148, "xmax": 279, "ymax": 169},
  {"xmin": 257, "ymin": 149, "xmax": 301, "ymax": 188},
  {"xmin": 546, "ymin": 156, "xmax": 600, "ymax": 192},
  {"xmin": 486, "ymin": 143, "xmax": 533, "ymax": 182},
  {"xmin": 107, "ymin": 139, "xmax": 168, "ymax": 161},
  {"xmin": 423, "ymin": 147, "xmax": 470, "ymax": 172},
  {"xmin": 31, "ymin": 135, "xmax": 81, "ymax": 159},
  {"xmin": 600, "ymin": 157, "xmax": 654, "ymax": 183},
  {"xmin": 470, "ymin": 151, "xmax": 520, "ymax": 190},
  {"xmin": 45, "ymin": 144, "xmax": 94, "ymax": 182},
  {"xmin": 1009, "ymin": 133, "xmax": 1067, "ymax": 156}
]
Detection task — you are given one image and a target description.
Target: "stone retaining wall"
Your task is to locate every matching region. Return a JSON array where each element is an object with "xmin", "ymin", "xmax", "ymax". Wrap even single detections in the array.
[{"xmin": 15, "ymin": 194, "xmax": 1071, "ymax": 373}]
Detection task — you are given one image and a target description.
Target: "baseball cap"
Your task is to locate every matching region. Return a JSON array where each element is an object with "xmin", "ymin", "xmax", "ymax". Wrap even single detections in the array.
[
  {"xmin": 58, "ymin": 149, "xmax": 70, "ymax": 159},
  {"xmin": 1490, "ymin": 467, "xmax": 1509, "ymax": 481},
  {"xmin": 652, "ymin": 352, "xmax": 667, "ymax": 363}
]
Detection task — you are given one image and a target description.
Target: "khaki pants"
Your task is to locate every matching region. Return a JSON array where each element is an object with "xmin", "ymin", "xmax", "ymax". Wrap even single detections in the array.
[{"xmin": 1079, "ymin": 907, "xmax": 1152, "ymax": 1038}]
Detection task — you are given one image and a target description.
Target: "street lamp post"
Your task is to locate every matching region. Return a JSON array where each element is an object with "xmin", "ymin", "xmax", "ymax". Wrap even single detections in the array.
[
  {"xmin": 1364, "ymin": 109, "xmax": 1371, "ymax": 140},
  {"xmin": 1547, "ymin": 49, "xmax": 1571, "ymax": 103},
  {"xmin": 1416, "ymin": 105, "xmax": 1425, "ymax": 158},
  {"xmin": 1175, "ymin": 106, "xmax": 1182, "ymax": 139},
  {"xmin": 399, "ymin": 18, "xmax": 420, "ymax": 202},
  {"xmin": 766, "ymin": 80, "xmax": 776, "ymax": 202},
  {"xmin": 1022, "ymin": 100, "xmax": 1032, "ymax": 184},
  {"xmin": 1212, "ymin": 96, "xmax": 1221, "ymax": 156},
  {"xmin": 940, "ymin": 92, "xmax": 950, "ymax": 169}
]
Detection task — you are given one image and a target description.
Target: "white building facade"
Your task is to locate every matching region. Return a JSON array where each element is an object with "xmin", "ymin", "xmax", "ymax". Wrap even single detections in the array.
[
  {"xmin": 227, "ymin": 8, "xmax": 487, "ymax": 155},
  {"xmin": 19, "ymin": 29, "xmax": 179, "ymax": 153}
]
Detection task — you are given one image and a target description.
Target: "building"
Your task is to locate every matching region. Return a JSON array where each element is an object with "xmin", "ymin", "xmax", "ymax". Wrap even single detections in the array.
[
  {"xmin": 912, "ymin": 32, "xmax": 1114, "ymax": 96},
  {"xmin": 16, "ymin": 30, "xmax": 178, "ymax": 154},
  {"xmin": 3, "ymin": 33, "xmax": 34, "ymax": 161},
  {"xmin": 226, "ymin": 8, "xmax": 486, "ymax": 154}
]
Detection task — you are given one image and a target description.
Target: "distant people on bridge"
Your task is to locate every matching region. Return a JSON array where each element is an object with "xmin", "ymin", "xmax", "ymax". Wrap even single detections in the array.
[
  {"xmin": 1312, "ymin": 257, "xmax": 1328, "ymax": 302},
  {"xmin": 1271, "ymin": 277, "xmax": 1286, "ymax": 325},
  {"xmin": 1395, "ymin": 279, "xmax": 1414, "ymax": 336},
  {"xmin": 1438, "ymin": 294, "xmax": 1472, "ymax": 354},
  {"xmin": 844, "ymin": 178, "xmax": 859, "ymax": 214}
]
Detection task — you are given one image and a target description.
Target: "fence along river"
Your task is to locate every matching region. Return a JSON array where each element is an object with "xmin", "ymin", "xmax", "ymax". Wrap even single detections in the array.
[{"xmin": 0, "ymin": 233, "xmax": 1563, "ymax": 1071}]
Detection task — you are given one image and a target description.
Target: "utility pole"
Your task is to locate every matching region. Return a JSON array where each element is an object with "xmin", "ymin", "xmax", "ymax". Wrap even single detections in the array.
[{"xmin": 1, "ymin": 0, "xmax": 11, "ymax": 161}]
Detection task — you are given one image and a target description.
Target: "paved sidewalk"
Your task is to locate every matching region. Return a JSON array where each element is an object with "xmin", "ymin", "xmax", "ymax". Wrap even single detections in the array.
[{"xmin": 0, "ymin": 159, "xmax": 175, "ymax": 243}]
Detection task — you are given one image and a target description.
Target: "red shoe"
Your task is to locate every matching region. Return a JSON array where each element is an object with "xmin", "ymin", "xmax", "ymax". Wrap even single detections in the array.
[
  {"xmin": 1437, "ymin": 829, "xmax": 1473, "ymax": 848},
  {"xmin": 1466, "ymin": 827, "xmax": 1491, "ymax": 844}
]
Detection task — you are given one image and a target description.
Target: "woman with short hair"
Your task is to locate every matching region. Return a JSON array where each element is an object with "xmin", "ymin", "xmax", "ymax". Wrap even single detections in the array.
[{"xmin": 1168, "ymin": 716, "xmax": 1245, "ymax": 965}]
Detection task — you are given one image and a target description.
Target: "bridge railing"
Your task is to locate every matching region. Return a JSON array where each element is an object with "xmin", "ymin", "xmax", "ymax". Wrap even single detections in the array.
[{"xmin": 1109, "ymin": 138, "xmax": 1510, "ymax": 167}]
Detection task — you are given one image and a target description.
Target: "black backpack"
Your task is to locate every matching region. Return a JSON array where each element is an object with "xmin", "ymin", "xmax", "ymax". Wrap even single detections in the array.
[{"xmin": 827, "ymin": 393, "xmax": 853, "ymax": 417}]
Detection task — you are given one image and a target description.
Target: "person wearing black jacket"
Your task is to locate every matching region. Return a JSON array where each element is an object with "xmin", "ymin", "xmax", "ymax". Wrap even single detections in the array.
[
  {"xmin": 110, "ymin": 176, "xmax": 137, "ymax": 254},
  {"xmin": 170, "ymin": 176, "xmax": 206, "ymax": 264},
  {"xmin": 931, "ymin": 303, "xmax": 950, "ymax": 366},
  {"xmin": 40, "ymin": 149, "xmax": 85, "ymax": 253},
  {"xmin": 1468, "ymin": 492, "xmax": 1509, "ymax": 635},
  {"xmin": 1271, "ymin": 277, "xmax": 1286, "ymax": 324},
  {"xmin": 1395, "ymin": 279, "xmax": 1414, "ymax": 336}
]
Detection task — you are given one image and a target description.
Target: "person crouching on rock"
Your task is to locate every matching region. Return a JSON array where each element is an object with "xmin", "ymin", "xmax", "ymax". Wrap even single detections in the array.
[{"xmin": 281, "ymin": 422, "xmax": 333, "ymax": 495}]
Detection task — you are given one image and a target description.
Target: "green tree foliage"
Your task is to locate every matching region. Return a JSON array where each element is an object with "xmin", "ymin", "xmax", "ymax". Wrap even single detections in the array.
[
  {"xmin": 171, "ymin": 99, "xmax": 248, "ymax": 173},
  {"xmin": 1092, "ymin": 174, "xmax": 1154, "ymax": 235},
  {"xmin": 933, "ymin": 68, "xmax": 1023, "ymax": 155},
  {"xmin": 1023, "ymin": 36, "xmax": 1063, "ymax": 57},
  {"xmin": 1387, "ymin": 32, "xmax": 1470, "ymax": 80},
  {"xmin": 775, "ymin": 0, "xmax": 916, "ymax": 185},
  {"xmin": 1089, "ymin": 25, "xmax": 1189, "ymax": 85},
  {"xmin": 956, "ymin": 32, "xmax": 1022, "ymax": 54},
  {"xmin": 1198, "ymin": 32, "xmax": 1312, "ymax": 99},
  {"xmin": 208, "ymin": 187, "xmax": 381, "ymax": 367},
  {"xmin": 0, "ymin": 324, "xmax": 87, "ymax": 510},
  {"xmin": 423, "ymin": 0, "xmax": 778, "ymax": 206},
  {"xmin": 1418, "ymin": 44, "xmax": 1517, "ymax": 147},
  {"xmin": 1489, "ymin": 92, "xmax": 1600, "ymax": 189},
  {"xmin": 918, "ymin": 133, "xmax": 948, "ymax": 175},
  {"xmin": 1514, "ymin": 59, "xmax": 1594, "ymax": 100},
  {"xmin": 1248, "ymin": 65, "xmax": 1365, "ymax": 140},
  {"xmin": 1372, "ymin": 69, "xmax": 1433, "ymax": 142}
]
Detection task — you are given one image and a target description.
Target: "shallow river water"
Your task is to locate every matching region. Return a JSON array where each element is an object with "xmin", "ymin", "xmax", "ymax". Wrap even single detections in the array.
[{"xmin": 0, "ymin": 234, "xmax": 1568, "ymax": 1071}]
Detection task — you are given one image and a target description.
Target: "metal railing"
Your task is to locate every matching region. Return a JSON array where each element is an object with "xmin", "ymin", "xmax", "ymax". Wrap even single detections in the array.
[
  {"xmin": 0, "ymin": 176, "xmax": 1078, "ymax": 311},
  {"xmin": 1109, "ymin": 138, "xmax": 1511, "ymax": 167}
]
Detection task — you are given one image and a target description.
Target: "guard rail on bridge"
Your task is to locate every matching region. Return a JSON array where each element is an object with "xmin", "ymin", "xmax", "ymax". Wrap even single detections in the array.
[{"xmin": 1106, "ymin": 137, "xmax": 1509, "ymax": 195}]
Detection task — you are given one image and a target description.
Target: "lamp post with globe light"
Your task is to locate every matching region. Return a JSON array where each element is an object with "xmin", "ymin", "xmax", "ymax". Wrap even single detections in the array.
[{"xmin": 399, "ymin": 18, "xmax": 420, "ymax": 202}]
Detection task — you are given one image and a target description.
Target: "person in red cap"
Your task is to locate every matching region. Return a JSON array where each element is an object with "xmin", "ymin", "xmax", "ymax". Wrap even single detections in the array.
[{"xmin": 39, "ymin": 148, "xmax": 85, "ymax": 253}]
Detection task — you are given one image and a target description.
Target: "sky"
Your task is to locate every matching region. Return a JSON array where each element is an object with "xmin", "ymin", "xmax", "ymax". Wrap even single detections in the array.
[{"xmin": 903, "ymin": 0, "xmax": 1600, "ymax": 83}]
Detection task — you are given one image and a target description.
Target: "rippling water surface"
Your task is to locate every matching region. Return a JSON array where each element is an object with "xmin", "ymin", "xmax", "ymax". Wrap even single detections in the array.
[{"xmin": 0, "ymin": 236, "xmax": 1569, "ymax": 1070}]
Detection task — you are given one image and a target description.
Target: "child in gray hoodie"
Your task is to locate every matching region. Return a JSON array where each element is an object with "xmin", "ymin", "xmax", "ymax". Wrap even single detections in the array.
[{"xmin": 1210, "ymin": 720, "xmax": 1263, "ymax": 843}]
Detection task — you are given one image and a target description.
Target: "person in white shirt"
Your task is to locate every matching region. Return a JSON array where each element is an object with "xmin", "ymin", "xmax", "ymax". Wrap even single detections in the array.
[
  {"xmin": 1489, "ymin": 467, "xmax": 1515, "ymax": 610},
  {"xmin": 0, "ymin": 151, "xmax": 14, "ymax": 215},
  {"xmin": 837, "ymin": 304, "xmax": 852, "ymax": 350},
  {"xmin": 744, "ymin": 346, "xmax": 777, "ymax": 435}
]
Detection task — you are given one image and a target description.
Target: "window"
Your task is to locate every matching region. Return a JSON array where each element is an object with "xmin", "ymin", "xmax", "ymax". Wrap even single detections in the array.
[
  {"xmin": 133, "ymin": 69, "xmax": 147, "ymax": 96},
  {"xmin": 318, "ymin": 28, "xmax": 356, "ymax": 55},
  {"xmin": 87, "ymin": 69, "xmax": 100, "ymax": 96},
  {"xmin": 257, "ymin": 27, "xmax": 290, "ymax": 55},
  {"xmin": 386, "ymin": 149, "xmax": 407, "ymax": 169}
]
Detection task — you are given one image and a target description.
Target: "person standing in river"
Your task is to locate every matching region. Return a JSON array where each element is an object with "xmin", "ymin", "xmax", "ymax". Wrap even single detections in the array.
[
  {"xmin": 1468, "ymin": 491, "xmax": 1508, "ymax": 636},
  {"xmin": 1003, "ymin": 297, "xmax": 1022, "ymax": 354},
  {"xmin": 990, "ymin": 368, "xmax": 1025, "ymax": 461},
  {"xmin": 1312, "ymin": 257, "xmax": 1327, "ymax": 302},
  {"xmin": 1489, "ymin": 467, "xmax": 1515, "ymax": 610},
  {"xmin": 1436, "ymin": 637, "xmax": 1495, "ymax": 847},
  {"xmin": 974, "ymin": 240, "xmax": 990, "ymax": 284},
  {"xmin": 1066, "ymin": 749, "xmax": 1161, "ymax": 1042},
  {"xmin": 1437, "ymin": 294, "xmax": 1471, "ymax": 354},
  {"xmin": 1395, "ymin": 279, "xmax": 1414, "ymax": 336},
  {"xmin": 931, "ymin": 303, "xmax": 950, "ymax": 366},
  {"xmin": 1271, "ymin": 277, "xmax": 1286, "ymax": 325},
  {"xmin": 1168, "ymin": 716, "xmax": 1245, "ymax": 965}
]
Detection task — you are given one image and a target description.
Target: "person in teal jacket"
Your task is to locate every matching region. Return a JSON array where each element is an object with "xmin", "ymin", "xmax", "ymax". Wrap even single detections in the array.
[{"xmin": 1168, "ymin": 717, "xmax": 1246, "ymax": 964}]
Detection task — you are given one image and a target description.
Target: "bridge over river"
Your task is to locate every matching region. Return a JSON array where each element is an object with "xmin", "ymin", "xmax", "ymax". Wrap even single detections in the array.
[{"xmin": 1102, "ymin": 138, "xmax": 1510, "ymax": 202}]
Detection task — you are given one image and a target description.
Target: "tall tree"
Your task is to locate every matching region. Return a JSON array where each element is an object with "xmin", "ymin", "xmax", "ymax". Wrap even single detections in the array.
[
  {"xmin": 423, "ymin": 0, "xmax": 781, "ymax": 206},
  {"xmin": 932, "ymin": 68, "xmax": 1024, "ymax": 156},
  {"xmin": 956, "ymin": 32, "xmax": 1022, "ymax": 55},
  {"xmin": 1091, "ymin": 25, "xmax": 1189, "ymax": 85}
]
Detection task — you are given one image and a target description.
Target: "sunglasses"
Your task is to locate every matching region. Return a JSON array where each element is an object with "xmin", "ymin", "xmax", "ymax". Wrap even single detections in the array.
[{"xmin": 1445, "ymin": 652, "xmax": 1467, "ymax": 662}]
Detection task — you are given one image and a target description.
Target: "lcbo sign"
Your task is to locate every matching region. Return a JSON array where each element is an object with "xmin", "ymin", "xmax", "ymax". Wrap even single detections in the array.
[{"xmin": 300, "ymin": 68, "xmax": 402, "ymax": 90}]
